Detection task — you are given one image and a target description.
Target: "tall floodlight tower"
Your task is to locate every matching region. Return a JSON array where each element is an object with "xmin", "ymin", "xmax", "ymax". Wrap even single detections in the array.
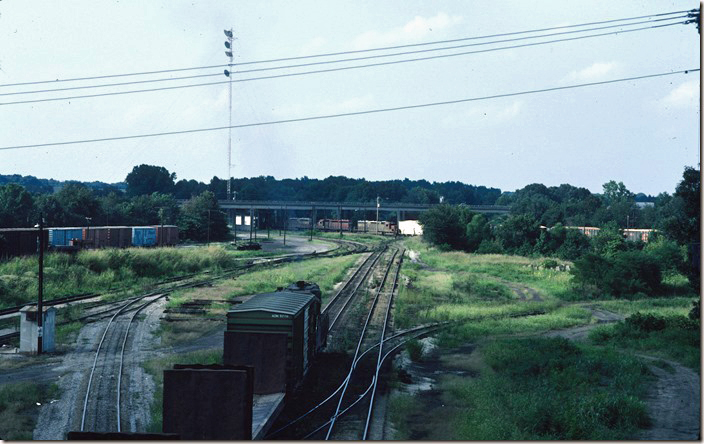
[{"xmin": 224, "ymin": 29, "xmax": 234, "ymax": 201}]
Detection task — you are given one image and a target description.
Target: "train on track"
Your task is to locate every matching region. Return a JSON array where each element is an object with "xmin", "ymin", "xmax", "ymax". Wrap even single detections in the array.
[
  {"xmin": 0, "ymin": 225, "xmax": 179, "ymax": 258},
  {"xmin": 288, "ymin": 217, "xmax": 398, "ymax": 235},
  {"xmin": 224, "ymin": 281, "xmax": 328, "ymax": 392}
]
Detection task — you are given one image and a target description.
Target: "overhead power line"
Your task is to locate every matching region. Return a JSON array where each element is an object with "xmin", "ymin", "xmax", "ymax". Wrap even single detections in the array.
[
  {"xmin": 0, "ymin": 69, "xmax": 696, "ymax": 151},
  {"xmin": 0, "ymin": 20, "xmax": 689, "ymax": 107},
  {"xmin": 1, "ymin": 14, "xmax": 687, "ymax": 98},
  {"xmin": 0, "ymin": 8, "xmax": 695, "ymax": 89}
]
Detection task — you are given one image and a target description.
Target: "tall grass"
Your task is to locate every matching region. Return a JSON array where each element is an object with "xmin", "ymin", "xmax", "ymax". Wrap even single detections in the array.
[
  {"xmin": 589, "ymin": 313, "xmax": 700, "ymax": 371},
  {"xmin": 447, "ymin": 338, "xmax": 651, "ymax": 440},
  {"xmin": 0, "ymin": 381, "xmax": 59, "ymax": 440},
  {"xmin": 0, "ymin": 246, "xmax": 270, "ymax": 309}
]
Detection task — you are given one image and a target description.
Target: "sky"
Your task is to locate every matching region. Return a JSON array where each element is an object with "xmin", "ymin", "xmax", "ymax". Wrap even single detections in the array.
[{"xmin": 0, "ymin": 0, "xmax": 700, "ymax": 196}]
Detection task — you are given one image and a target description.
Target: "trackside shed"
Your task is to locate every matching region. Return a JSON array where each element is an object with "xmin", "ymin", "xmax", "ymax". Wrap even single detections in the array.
[{"xmin": 227, "ymin": 291, "xmax": 319, "ymax": 389}]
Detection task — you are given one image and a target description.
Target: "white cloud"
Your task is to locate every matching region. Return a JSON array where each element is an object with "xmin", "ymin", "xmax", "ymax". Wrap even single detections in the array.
[
  {"xmin": 563, "ymin": 62, "xmax": 619, "ymax": 83},
  {"xmin": 661, "ymin": 80, "xmax": 699, "ymax": 109},
  {"xmin": 442, "ymin": 100, "xmax": 524, "ymax": 128},
  {"xmin": 352, "ymin": 12, "xmax": 463, "ymax": 50}
]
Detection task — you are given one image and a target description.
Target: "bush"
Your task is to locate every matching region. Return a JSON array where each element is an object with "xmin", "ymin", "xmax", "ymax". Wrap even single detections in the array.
[{"xmin": 571, "ymin": 250, "xmax": 662, "ymax": 298}]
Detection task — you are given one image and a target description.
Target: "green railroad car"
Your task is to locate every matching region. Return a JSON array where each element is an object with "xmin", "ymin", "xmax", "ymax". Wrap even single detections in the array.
[{"xmin": 226, "ymin": 289, "xmax": 322, "ymax": 389}]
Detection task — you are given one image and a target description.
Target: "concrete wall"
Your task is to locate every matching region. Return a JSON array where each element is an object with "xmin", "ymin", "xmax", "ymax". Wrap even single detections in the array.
[
  {"xmin": 223, "ymin": 332, "xmax": 287, "ymax": 394},
  {"xmin": 162, "ymin": 365, "xmax": 254, "ymax": 440}
]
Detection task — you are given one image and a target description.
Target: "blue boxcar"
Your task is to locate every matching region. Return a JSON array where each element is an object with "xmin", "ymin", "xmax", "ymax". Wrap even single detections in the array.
[
  {"xmin": 132, "ymin": 227, "xmax": 157, "ymax": 247},
  {"xmin": 49, "ymin": 228, "xmax": 84, "ymax": 246}
]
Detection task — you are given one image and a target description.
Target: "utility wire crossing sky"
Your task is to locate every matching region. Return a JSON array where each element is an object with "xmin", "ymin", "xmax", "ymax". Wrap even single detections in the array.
[{"xmin": 0, "ymin": 1, "xmax": 699, "ymax": 196}]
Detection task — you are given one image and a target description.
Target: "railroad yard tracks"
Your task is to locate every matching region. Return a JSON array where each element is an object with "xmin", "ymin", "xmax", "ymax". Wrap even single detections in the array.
[{"xmin": 268, "ymin": 246, "xmax": 444, "ymax": 440}]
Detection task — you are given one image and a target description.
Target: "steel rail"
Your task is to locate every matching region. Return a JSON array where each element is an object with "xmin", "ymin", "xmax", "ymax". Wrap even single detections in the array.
[
  {"xmin": 265, "ymin": 322, "xmax": 443, "ymax": 438},
  {"xmin": 363, "ymin": 249, "xmax": 404, "ymax": 439},
  {"xmin": 325, "ymin": 248, "xmax": 398, "ymax": 439},
  {"xmin": 116, "ymin": 293, "xmax": 169, "ymax": 432},
  {"xmin": 79, "ymin": 295, "xmax": 146, "ymax": 431},
  {"xmin": 325, "ymin": 248, "xmax": 385, "ymax": 331},
  {"xmin": 302, "ymin": 325, "xmax": 440, "ymax": 440}
]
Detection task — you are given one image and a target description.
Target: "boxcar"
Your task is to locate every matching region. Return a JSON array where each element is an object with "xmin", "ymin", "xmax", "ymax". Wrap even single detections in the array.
[
  {"xmin": 82, "ymin": 226, "xmax": 132, "ymax": 248},
  {"xmin": 132, "ymin": 226, "xmax": 157, "ymax": 247},
  {"xmin": 48, "ymin": 227, "xmax": 84, "ymax": 247},
  {"xmin": 226, "ymin": 291, "xmax": 320, "ymax": 389},
  {"xmin": 0, "ymin": 228, "xmax": 48, "ymax": 258},
  {"xmin": 154, "ymin": 225, "xmax": 179, "ymax": 246}
]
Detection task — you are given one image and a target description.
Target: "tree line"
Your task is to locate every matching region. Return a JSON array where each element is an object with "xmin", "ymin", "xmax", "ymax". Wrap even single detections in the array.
[{"xmin": 419, "ymin": 166, "xmax": 700, "ymax": 297}]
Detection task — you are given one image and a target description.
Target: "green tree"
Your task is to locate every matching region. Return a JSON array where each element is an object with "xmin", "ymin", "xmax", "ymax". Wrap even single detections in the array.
[
  {"xmin": 465, "ymin": 213, "xmax": 492, "ymax": 252},
  {"xmin": 178, "ymin": 191, "xmax": 229, "ymax": 242},
  {"xmin": 591, "ymin": 222, "xmax": 626, "ymax": 257},
  {"xmin": 418, "ymin": 204, "xmax": 473, "ymax": 250},
  {"xmin": 495, "ymin": 214, "xmax": 541, "ymax": 254},
  {"xmin": 125, "ymin": 164, "xmax": 176, "ymax": 197},
  {"xmin": 54, "ymin": 183, "xmax": 102, "ymax": 225},
  {"xmin": 0, "ymin": 184, "xmax": 34, "ymax": 227}
]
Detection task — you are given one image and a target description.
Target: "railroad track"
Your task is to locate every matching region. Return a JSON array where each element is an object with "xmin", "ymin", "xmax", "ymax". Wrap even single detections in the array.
[
  {"xmin": 266, "ymin": 247, "xmax": 411, "ymax": 440},
  {"xmin": 0, "ymin": 237, "xmax": 369, "ymax": 344},
  {"xmin": 78, "ymin": 292, "xmax": 167, "ymax": 433},
  {"xmin": 265, "ymin": 322, "xmax": 444, "ymax": 440},
  {"xmin": 323, "ymin": 248, "xmax": 402, "ymax": 440}
]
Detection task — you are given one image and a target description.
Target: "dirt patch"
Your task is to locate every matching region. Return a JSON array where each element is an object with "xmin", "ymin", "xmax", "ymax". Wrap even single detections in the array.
[{"xmin": 637, "ymin": 355, "xmax": 700, "ymax": 440}]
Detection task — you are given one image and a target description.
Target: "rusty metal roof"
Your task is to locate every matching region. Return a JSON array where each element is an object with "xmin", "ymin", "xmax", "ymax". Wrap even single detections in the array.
[{"xmin": 229, "ymin": 291, "xmax": 314, "ymax": 316}]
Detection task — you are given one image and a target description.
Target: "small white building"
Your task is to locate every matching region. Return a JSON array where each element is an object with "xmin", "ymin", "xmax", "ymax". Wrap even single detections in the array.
[
  {"xmin": 20, "ymin": 306, "xmax": 56, "ymax": 353},
  {"xmin": 399, "ymin": 220, "xmax": 423, "ymax": 236}
]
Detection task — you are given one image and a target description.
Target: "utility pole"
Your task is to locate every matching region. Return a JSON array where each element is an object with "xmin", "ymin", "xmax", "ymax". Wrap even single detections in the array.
[
  {"xmin": 36, "ymin": 213, "xmax": 44, "ymax": 354},
  {"xmin": 283, "ymin": 206, "xmax": 287, "ymax": 246},
  {"xmin": 224, "ymin": 29, "xmax": 234, "ymax": 201},
  {"xmin": 207, "ymin": 209, "xmax": 211, "ymax": 246},
  {"xmin": 376, "ymin": 196, "xmax": 380, "ymax": 235}
]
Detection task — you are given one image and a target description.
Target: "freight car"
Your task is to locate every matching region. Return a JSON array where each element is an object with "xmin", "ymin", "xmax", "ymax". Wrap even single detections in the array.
[
  {"xmin": 0, "ymin": 228, "xmax": 49, "ymax": 258},
  {"xmin": 48, "ymin": 227, "xmax": 84, "ymax": 247},
  {"xmin": 356, "ymin": 220, "xmax": 397, "ymax": 235},
  {"xmin": 224, "ymin": 281, "xmax": 326, "ymax": 391},
  {"xmin": 316, "ymin": 219, "xmax": 350, "ymax": 232}
]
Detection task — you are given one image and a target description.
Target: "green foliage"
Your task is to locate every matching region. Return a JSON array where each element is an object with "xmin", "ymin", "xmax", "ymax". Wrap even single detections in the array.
[
  {"xmin": 178, "ymin": 191, "xmax": 229, "ymax": 242},
  {"xmin": 406, "ymin": 339, "xmax": 423, "ymax": 361},
  {"xmin": 590, "ymin": 313, "xmax": 700, "ymax": 370},
  {"xmin": 0, "ymin": 184, "xmax": 34, "ymax": 228},
  {"xmin": 449, "ymin": 338, "xmax": 650, "ymax": 440},
  {"xmin": 571, "ymin": 250, "xmax": 662, "ymax": 298},
  {"xmin": 0, "ymin": 246, "xmax": 251, "ymax": 309},
  {"xmin": 0, "ymin": 381, "xmax": 60, "ymax": 440},
  {"xmin": 125, "ymin": 164, "xmax": 176, "ymax": 197},
  {"xmin": 643, "ymin": 237, "xmax": 685, "ymax": 276},
  {"xmin": 494, "ymin": 213, "xmax": 540, "ymax": 254},
  {"xmin": 418, "ymin": 204, "xmax": 475, "ymax": 250},
  {"xmin": 465, "ymin": 214, "xmax": 491, "ymax": 252}
]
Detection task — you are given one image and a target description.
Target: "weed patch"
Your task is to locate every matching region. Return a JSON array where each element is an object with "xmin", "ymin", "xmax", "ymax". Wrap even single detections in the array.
[
  {"xmin": 589, "ymin": 313, "xmax": 700, "ymax": 371},
  {"xmin": 446, "ymin": 338, "xmax": 651, "ymax": 440},
  {"xmin": 0, "ymin": 381, "xmax": 59, "ymax": 440}
]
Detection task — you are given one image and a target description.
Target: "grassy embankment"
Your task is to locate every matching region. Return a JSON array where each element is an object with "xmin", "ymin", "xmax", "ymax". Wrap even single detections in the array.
[
  {"xmin": 388, "ymin": 236, "xmax": 698, "ymax": 440},
  {"xmin": 0, "ymin": 245, "xmax": 285, "ymax": 310},
  {"xmin": 0, "ymin": 381, "xmax": 59, "ymax": 440}
]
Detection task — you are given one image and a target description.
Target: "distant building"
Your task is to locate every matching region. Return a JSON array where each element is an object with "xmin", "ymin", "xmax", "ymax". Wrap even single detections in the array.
[{"xmin": 398, "ymin": 220, "xmax": 423, "ymax": 236}]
